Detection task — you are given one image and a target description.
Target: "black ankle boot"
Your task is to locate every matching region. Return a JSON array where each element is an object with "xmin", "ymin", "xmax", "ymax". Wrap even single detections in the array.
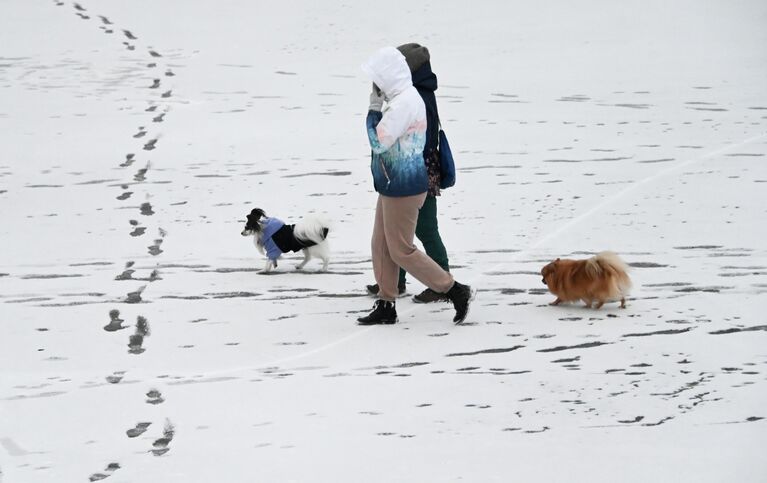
[
  {"xmin": 357, "ymin": 300, "xmax": 397, "ymax": 325},
  {"xmin": 446, "ymin": 281, "xmax": 474, "ymax": 324}
]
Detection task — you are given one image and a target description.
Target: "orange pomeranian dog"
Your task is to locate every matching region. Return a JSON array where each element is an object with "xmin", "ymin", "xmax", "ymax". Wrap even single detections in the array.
[{"xmin": 541, "ymin": 251, "xmax": 632, "ymax": 309}]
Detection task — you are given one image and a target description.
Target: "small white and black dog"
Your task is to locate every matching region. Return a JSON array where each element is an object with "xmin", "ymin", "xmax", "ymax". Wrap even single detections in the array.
[{"xmin": 240, "ymin": 208, "xmax": 331, "ymax": 273}]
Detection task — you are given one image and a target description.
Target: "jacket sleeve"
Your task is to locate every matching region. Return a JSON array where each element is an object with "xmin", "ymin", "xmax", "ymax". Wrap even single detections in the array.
[
  {"xmin": 366, "ymin": 111, "xmax": 387, "ymax": 153},
  {"xmin": 264, "ymin": 238, "xmax": 282, "ymax": 261},
  {"xmin": 261, "ymin": 218, "xmax": 284, "ymax": 261},
  {"xmin": 366, "ymin": 105, "xmax": 410, "ymax": 153}
]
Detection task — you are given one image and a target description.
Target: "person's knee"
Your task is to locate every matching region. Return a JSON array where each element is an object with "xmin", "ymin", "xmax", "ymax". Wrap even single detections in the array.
[{"xmin": 390, "ymin": 246, "xmax": 416, "ymax": 266}]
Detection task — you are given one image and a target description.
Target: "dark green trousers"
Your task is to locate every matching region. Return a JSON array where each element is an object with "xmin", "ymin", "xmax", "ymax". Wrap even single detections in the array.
[{"xmin": 399, "ymin": 195, "xmax": 449, "ymax": 285}]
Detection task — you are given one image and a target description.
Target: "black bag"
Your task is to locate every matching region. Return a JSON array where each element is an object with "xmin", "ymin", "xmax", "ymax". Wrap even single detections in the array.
[{"xmin": 438, "ymin": 129, "xmax": 456, "ymax": 189}]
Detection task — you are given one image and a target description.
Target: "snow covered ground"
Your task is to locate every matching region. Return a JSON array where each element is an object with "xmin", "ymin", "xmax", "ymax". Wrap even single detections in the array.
[{"xmin": 1, "ymin": 1, "xmax": 766, "ymax": 481}]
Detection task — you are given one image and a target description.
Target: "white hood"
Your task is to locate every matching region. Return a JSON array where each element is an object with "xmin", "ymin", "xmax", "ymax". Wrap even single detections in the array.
[{"xmin": 361, "ymin": 46, "xmax": 412, "ymax": 98}]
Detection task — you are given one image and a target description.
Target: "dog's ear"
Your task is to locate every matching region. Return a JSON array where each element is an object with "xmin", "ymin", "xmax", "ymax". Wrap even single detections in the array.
[
  {"xmin": 248, "ymin": 208, "xmax": 266, "ymax": 221},
  {"xmin": 555, "ymin": 258, "xmax": 560, "ymax": 263}
]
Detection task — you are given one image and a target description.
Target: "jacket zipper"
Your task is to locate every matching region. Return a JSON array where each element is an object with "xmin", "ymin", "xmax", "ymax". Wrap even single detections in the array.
[{"xmin": 380, "ymin": 160, "xmax": 391, "ymax": 188}]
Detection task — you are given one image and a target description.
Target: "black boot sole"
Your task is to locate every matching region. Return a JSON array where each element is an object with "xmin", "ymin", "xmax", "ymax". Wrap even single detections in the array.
[
  {"xmin": 357, "ymin": 317, "xmax": 398, "ymax": 326},
  {"xmin": 412, "ymin": 295, "xmax": 450, "ymax": 304}
]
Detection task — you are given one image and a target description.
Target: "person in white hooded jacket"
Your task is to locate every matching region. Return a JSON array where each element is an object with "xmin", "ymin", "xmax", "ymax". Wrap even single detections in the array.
[{"xmin": 357, "ymin": 46, "xmax": 473, "ymax": 325}]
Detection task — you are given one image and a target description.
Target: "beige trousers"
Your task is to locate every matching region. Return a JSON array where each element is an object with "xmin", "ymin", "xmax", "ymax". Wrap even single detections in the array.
[{"xmin": 372, "ymin": 193, "xmax": 454, "ymax": 301}]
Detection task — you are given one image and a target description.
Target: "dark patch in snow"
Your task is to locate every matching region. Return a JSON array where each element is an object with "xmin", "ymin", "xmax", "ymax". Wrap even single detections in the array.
[
  {"xmin": 318, "ymin": 293, "xmax": 367, "ymax": 298},
  {"xmin": 618, "ymin": 416, "xmax": 644, "ymax": 424},
  {"xmin": 644, "ymin": 282, "xmax": 691, "ymax": 287},
  {"xmin": 674, "ymin": 286, "xmax": 731, "ymax": 293},
  {"xmin": 69, "ymin": 261, "xmax": 114, "ymax": 267},
  {"xmin": 537, "ymin": 341, "xmax": 611, "ymax": 353},
  {"xmin": 5, "ymin": 391, "xmax": 67, "ymax": 400},
  {"xmin": 552, "ymin": 356, "xmax": 580, "ymax": 363},
  {"xmin": 622, "ymin": 327, "xmax": 694, "ymax": 337},
  {"xmin": 160, "ymin": 295, "xmax": 207, "ymax": 300},
  {"xmin": 612, "ymin": 103, "xmax": 651, "ymax": 109},
  {"xmin": 673, "ymin": 245, "xmax": 722, "ymax": 250},
  {"xmin": 20, "ymin": 273, "xmax": 83, "ymax": 279},
  {"xmin": 628, "ymin": 262, "xmax": 668, "ymax": 268},
  {"xmin": 283, "ymin": 171, "xmax": 352, "ymax": 178},
  {"xmin": 76, "ymin": 178, "xmax": 121, "ymax": 185},
  {"xmin": 642, "ymin": 416, "xmax": 674, "ymax": 427},
  {"xmin": 524, "ymin": 426, "xmax": 550, "ymax": 434},
  {"xmin": 205, "ymin": 291, "xmax": 261, "ymax": 299},
  {"xmin": 709, "ymin": 325, "xmax": 767, "ymax": 335},
  {"xmin": 445, "ymin": 346, "xmax": 524, "ymax": 357}
]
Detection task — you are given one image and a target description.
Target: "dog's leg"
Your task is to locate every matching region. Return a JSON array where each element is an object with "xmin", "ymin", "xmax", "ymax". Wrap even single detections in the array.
[
  {"xmin": 594, "ymin": 300, "xmax": 604, "ymax": 309},
  {"xmin": 620, "ymin": 297, "xmax": 626, "ymax": 309},
  {"xmin": 262, "ymin": 259, "xmax": 273, "ymax": 273},
  {"xmin": 583, "ymin": 298, "xmax": 593, "ymax": 308},
  {"xmin": 550, "ymin": 297, "xmax": 562, "ymax": 306},
  {"xmin": 320, "ymin": 256, "xmax": 329, "ymax": 272},
  {"xmin": 295, "ymin": 250, "xmax": 310, "ymax": 270}
]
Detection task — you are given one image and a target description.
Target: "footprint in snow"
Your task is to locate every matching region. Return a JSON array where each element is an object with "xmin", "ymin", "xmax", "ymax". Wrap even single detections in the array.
[
  {"xmin": 126, "ymin": 422, "xmax": 152, "ymax": 438},
  {"xmin": 88, "ymin": 462, "xmax": 120, "ymax": 482},
  {"xmin": 127, "ymin": 316, "xmax": 150, "ymax": 354},
  {"xmin": 151, "ymin": 421, "xmax": 175, "ymax": 456},
  {"xmin": 146, "ymin": 389, "xmax": 164, "ymax": 405},
  {"xmin": 103, "ymin": 309, "xmax": 126, "ymax": 331}
]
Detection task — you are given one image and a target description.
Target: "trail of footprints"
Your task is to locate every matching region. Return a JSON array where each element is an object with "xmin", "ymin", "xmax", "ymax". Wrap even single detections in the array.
[{"xmin": 57, "ymin": 1, "xmax": 178, "ymax": 478}]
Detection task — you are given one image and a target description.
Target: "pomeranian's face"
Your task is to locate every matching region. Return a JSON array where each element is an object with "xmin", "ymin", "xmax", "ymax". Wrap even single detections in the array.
[{"xmin": 541, "ymin": 259, "xmax": 560, "ymax": 285}]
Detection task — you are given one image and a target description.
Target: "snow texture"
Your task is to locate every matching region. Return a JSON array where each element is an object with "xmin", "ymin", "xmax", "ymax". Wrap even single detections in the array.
[{"xmin": 1, "ymin": 0, "xmax": 766, "ymax": 482}]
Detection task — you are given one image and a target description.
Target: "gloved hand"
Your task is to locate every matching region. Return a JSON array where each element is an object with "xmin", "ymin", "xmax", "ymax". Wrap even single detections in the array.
[{"xmin": 368, "ymin": 83, "xmax": 384, "ymax": 111}]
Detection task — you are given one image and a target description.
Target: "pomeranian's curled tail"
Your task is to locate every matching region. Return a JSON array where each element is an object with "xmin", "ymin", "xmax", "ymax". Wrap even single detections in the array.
[{"xmin": 591, "ymin": 251, "xmax": 633, "ymax": 294}]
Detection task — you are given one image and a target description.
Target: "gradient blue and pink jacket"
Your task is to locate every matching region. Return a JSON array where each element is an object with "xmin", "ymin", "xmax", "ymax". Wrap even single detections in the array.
[{"xmin": 362, "ymin": 47, "xmax": 428, "ymax": 197}]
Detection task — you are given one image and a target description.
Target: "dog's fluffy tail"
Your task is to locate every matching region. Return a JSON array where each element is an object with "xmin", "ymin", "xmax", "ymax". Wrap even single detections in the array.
[
  {"xmin": 294, "ymin": 214, "xmax": 332, "ymax": 245},
  {"xmin": 587, "ymin": 251, "xmax": 633, "ymax": 295}
]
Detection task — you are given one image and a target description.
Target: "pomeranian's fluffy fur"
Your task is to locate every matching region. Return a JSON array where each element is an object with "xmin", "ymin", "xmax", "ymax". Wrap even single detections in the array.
[{"xmin": 541, "ymin": 251, "xmax": 632, "ymax": 309}]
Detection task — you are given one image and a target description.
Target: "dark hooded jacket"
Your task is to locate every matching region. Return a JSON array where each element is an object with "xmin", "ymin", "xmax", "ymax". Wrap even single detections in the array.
[
  {"xmin": 398, "ymin": 43, "xmax": 442, "ymax": 195},
  {"xmin": 411, "ymin": 62, "xmax": 440, "ymax": 156},
  {"xmin": 398, "ymin": 43, "xmax": 440, "ymax": 157}
]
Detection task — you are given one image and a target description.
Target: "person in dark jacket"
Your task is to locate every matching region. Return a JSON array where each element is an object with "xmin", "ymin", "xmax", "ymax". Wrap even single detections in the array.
[{"xmin": 365, "ymin": 43, "xmax": 451, "ymax": 304}]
